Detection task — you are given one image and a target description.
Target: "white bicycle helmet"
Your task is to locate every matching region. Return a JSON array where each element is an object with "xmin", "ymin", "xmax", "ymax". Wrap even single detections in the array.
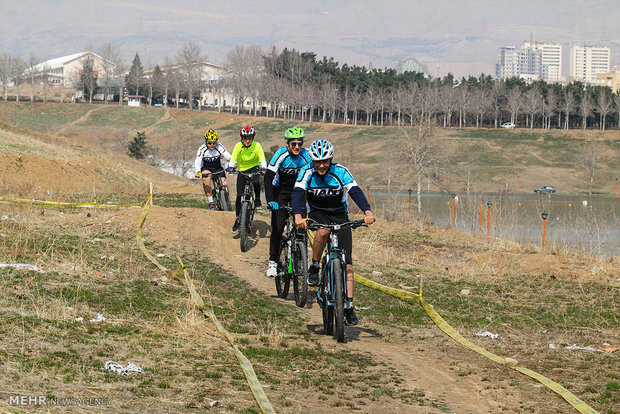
[{"xmin": 308, "ymin": 139, "xmax": 334, "ymax": 161}]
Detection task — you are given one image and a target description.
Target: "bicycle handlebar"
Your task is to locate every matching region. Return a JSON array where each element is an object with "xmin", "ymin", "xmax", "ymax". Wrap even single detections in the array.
[{"xmin": 306, "ymin": 218, "xmax": 367, "ymax": 231}]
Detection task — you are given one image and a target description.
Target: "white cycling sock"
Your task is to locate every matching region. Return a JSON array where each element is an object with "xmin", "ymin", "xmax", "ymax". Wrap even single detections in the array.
[
  {"xmin": 207, "ymin": 196, "xmax": 213, "ymax": 202},
  {"xmin": 345, "ymin": 299, "xmax": 353, "ymax": 309}
]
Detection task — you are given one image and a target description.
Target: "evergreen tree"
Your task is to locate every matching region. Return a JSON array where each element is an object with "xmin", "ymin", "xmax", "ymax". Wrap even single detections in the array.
[
  {"xmin": 126, "ymin": 53, "xmax": 144, "ymax": 95},
  {"xmin": 128, "ymin": 131, "xmax": 149, "ymax": 159}
]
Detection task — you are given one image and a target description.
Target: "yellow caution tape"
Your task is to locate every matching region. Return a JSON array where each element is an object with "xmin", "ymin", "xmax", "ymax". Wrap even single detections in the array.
[
  {"xmin": 0, "ymin": 196, "xmax": 141, "ymax": 209},
  {"xmin": 137, "ymin": 193, "xmax": 276, "ymax": 414},
  {"xmin": 357, "ymin": 274, "xmax": 598, "ymax": 414}
]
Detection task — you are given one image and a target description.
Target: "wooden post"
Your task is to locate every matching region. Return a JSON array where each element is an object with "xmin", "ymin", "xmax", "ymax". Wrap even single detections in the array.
[
  {"xmin": 486, "ymin": 202, "xmax": 492, "ymax": 237},
  {"xmin": 451, "ymin": 193, "xmax": 456, "ymax": 227},
  {"xmin": 541, "ymin": 211, "xmax": 548, "ymax": 249},
  {"xmin": 149, "ymin": 182, "xmax": 153, "ymax": 206},
  {"xmin": 517, "ymin": 176, "xmax": 520, "ymax": 194},
  {"xmin": 92, "ymin": 185, "xmax": 97, "ymax": 204},
  {"xmin": 479, "ymin": 203, "xmax": 483, "ymax": 233},
  {"xmin": 408, "ymin": 189, "xmax": 412, "ymax": 216}
]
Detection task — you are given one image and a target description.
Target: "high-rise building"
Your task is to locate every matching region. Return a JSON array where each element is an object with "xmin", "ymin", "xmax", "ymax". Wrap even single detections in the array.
[
  {"xmin": 571, "ymin": 45, "xmax": 611, "ymax": 82},
  {"xmin": 523, "ymin": 42, "xmax": 562, "ymax": 81},
  {"xmin": 496, "ymin": 42, "xmax": 562, "ymax": 81}
]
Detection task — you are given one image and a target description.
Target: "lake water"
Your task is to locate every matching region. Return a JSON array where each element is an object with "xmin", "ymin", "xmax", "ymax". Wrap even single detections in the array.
[{"xmin": 368, "ymin": 192, "xmax": 620, "ymax": 258}]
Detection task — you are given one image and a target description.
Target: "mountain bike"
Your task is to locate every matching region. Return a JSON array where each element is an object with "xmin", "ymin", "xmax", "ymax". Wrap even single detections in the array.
[
  {"xmin": 234, "ymin": 169, "xmax": 260, "ymax": 252},
  {"xmin": 210, "ymin": 170, "xmax": 232, "ymax": 211},
  {"xmin": 271, "ymin": 206, "xmax": 309, "ymax": 307},
  {"xmin": 307, "ymin": 219, "xmax": 366, "ymax": 343}
]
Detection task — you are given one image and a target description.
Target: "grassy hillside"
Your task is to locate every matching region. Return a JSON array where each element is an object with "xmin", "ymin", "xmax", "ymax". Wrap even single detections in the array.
[
  {"xmin": 1, "ymin": 102, "xmax": 619, "ymax": 196},
  {"xmin": 0, "ymin": 106, "xmax": 618, "ymax": 413}
]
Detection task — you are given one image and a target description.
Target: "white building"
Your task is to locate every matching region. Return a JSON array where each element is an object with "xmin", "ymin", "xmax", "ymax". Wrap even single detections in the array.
[
  {"xmin": 571, "ymin": 45, "xmax": 611, "ymax": 83},
  {"xmin": 523, "ymin": 42, "xmax": 562, "ymax": 82},
  {"xmin": 25, "ymin": 51, "xmax": 115, "ymax": 88},
  {"xmin": 496, "ymin": 42, "xmax": 562, "ymax": 82}
]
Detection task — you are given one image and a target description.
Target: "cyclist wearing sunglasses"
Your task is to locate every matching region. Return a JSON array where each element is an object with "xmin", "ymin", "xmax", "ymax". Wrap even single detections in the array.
[
  {"xmin": 264, "ymin": 127, "xmax": 311, "ymax": 278},
  {"xmin": 292, "ymin": 139, "xmax": 374, "ymax": 325},
  {"xmin": 194, "ymin": 129, "xmax": 231, "ymax": 210}
]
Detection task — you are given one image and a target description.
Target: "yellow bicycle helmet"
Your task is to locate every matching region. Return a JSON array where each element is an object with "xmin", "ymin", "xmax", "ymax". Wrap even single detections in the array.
[{"xmin": 205, "ymin": 129, "xmax": 219, "ymax": 142}]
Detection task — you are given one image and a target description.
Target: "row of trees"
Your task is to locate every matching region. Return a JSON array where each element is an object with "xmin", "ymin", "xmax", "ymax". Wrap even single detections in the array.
[{"xmin": 3, "ymin": 43, "xmax": 620, "ymax": 130}]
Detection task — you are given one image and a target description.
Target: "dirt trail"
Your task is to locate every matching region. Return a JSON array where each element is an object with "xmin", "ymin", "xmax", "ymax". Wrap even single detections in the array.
[
  {"xmin": 137, "ymin": 205, "xmax": 568, "ymax": 413},
  {"xmin": 55, "ymin": 106, "xmax": 105, "ymax": 135}
]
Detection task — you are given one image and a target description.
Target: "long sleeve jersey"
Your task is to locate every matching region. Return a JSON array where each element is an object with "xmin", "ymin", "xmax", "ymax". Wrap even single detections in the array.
[
  {"xmin": 264, "ymin": 147, "xmax": 311, "ymax": 202},
  {"xmin": 194, "ymin": 142, "xmax": 231, "ymax": 174},
  {"xmin": 228, "ymin": 141, "xmax": 267, "ymax": 172},
  {"xmin": 291, "ymin": 162, "xmax": 370, "ymax": 216}
]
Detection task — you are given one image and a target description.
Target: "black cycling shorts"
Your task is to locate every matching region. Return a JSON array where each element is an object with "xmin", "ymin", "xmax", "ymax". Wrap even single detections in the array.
[{"xmin": 309, "ymin": 211, "xmax": 353, "ymax": 265}]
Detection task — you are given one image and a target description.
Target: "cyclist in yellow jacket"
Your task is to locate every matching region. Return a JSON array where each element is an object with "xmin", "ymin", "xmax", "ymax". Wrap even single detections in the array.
[{"xmin": 226, "ymin": 125, "xmax": 267, "ymax": 234}]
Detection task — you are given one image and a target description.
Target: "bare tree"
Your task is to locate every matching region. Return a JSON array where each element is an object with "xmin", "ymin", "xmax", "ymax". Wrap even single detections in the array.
[
  {"xmin": 576, "ymin": 141, "xmax": 599, "ymax": 196},
  {"xmin": 26, "ymin": 53, "xmax": 39, "ymax": 102},
  {"xmin": 579, "ymin": 95, "xmax": 593, "ymax": 129},
  {"xmin": 11, "ymin": 55, "xmax": 26, "ymax": 102},
  {"xmin": 225, "ymin": 44, "xmax": 262, "ymax": 115},
  {"xmin": 615, "ymin": 94, "xmax": 620, "ymax": 130},
  {"xmin": 114, "ymin": 59, "xmax": 127, "ymax": 106},
  {"xmin": 177, "ymin": 41, "xmax": 205, "ymax": 110},
  {"xmin": 505, "ymin": 88, "xmax": 523, "ymax": 125},
  {"xmin": 596, "ymin": 89, "xmax": 613, "ymax": 130},
  {"xmin": 522, "ymin": 86, "xmax": 541, "ymax": 129},
  {"xmin": 455, "ymin": 86, "xmax": 469, "ymax": 128},
  {"xmin": 0, "ymin": 52, "xmax": 13, "ymax": 101},
  {"xmin": 562, "ymin": 90, "xmax": 576, "ymax": 130},
  {"xmin": 40, "ymin": 63, "xmax": 51, "ymax": 102},
  {"xmin": 489, "ymin": 81, "xmax": 505, "ymax": 128},
  {"xmin": 545, "ymin": 91, "xmax": 559, "ymax": 129},
  {"xmin": 97, "ymin": 43, "xmax": 120, "ymax": 104},
  {"xmin": 401, "ymin": 125, "xmax": 446, "ymax": 227}
]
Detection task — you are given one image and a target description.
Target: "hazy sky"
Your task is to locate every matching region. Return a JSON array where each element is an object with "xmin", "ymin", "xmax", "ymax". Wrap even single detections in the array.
[{"xmin": 1, "ymin": 0, "xmax": 619, "ymax": 77}]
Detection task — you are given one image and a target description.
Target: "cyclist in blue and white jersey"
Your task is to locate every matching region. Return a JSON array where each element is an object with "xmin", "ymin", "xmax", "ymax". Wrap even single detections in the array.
[
  {"xmin": 264, "ymin": 127, "xmax": 311, "ymax": 278},
  {"xmin": 292, "ymin": 139, "xmax": 374, "ymax": 326},
  {"xmin": 194, "ymin": 129, "xmax": 231, "ymax": 210}
]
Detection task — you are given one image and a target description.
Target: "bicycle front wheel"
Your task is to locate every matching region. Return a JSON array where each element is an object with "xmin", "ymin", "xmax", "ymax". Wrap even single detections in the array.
[
  {"xmin": 239, "ymin": 201, "xmax": 251, "ymax": 252},
  {"xmin": 293, "ymin": 237, "xmax": 308, "ymax": 308},
  {"xmin": 332, "ymin": 257, "xmax": 345, "ymax": 343},
  {"xmin": 320, "ymin": 268, "xmax": 333, "ymax": 336},
  {"xmin": 274, "ymin": 240, "xmax": 290, "ymax": 299},
  {"xmin": 220, "ymin": 187, "xmax": 232, "ymax": 211}
]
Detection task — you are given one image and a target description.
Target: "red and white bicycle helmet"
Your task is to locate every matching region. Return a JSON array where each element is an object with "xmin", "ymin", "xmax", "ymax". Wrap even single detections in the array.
[{"xmin": 240, "ymin": 125, "xmax": 255, "ymax": 138}]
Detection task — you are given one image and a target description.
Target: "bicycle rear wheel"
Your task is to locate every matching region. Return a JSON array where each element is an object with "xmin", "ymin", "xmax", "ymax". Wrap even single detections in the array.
[
  {"xmin": 320, "ymin": 267, "xmax": 333, "ymax": 335},
  {"xmin": 332, "ymin": 258, "xmax": 345, "ymax": 342},
  {"xmin": 274, "ymin": 239, "xmax": 290, "ymax": 298},
  {"xmin": 239, "ymin": 201, "xmax": 251, "ymax": 252},
  {"xmin": 292, "ymin": 236, "xmax": 308, "ymax": 308}
]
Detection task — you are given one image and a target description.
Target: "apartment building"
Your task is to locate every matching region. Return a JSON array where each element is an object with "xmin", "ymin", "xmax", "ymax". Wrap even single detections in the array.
[
  {"xmin": 570, "ymin": 45, "xmax": 611, "ymax": 82},
  {"xmin": 496, "ymin": 42, "xmax": 562, "ymax": 82}
]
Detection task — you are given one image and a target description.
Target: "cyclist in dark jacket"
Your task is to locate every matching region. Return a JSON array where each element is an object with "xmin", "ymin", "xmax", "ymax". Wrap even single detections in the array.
[
  {"xmin": 264, "ymin": 127, "xmax": 311, "ymax": 278},
  {"xmin": 292, "ymin": 139, "xmax": 374, "ymax": 325}
]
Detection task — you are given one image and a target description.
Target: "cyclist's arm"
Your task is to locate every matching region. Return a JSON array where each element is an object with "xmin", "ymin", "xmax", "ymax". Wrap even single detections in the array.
[
  {"xmin": 348, "ymin": 185, "xmax": 371, "ymax": 213},
  {"xmin": 194, "ymin": 147, "xmax": 204, "ymax": 175},
  {"xmin": 291, "ymin": 187, "xmax": 306, "ymax": 216},
  {"xmin": 228, "ymin": 142, "xmax": 241, "ymax": 169},
  {"xmin": 219, "ymin": 144, "xmax": 232, "ymax": 162},
  {"xmin": 264, "ymin": 170, "xmax": 276, "ymax": 203},
  {"xmin": 256, "ymin": 142, "xmax": 267, "ymax": 169}
]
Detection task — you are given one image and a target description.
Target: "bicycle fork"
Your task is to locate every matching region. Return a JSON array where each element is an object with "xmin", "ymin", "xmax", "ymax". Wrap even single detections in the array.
[{"xmin": 317, "ymin": 232, "xmax": 347, "ymax": 308}]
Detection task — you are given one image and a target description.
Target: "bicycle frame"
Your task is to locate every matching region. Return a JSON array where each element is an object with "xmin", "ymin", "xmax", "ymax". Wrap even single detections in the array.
[{"xmin": 319, "ymin": 228, "xmax": 347, "ymax": 308}]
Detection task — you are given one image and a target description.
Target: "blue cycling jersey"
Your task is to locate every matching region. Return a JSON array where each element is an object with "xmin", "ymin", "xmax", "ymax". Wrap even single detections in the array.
[
  {"xmin": 267, "ymin": 147, "xmax": 311, "ymax": 193},
  {"xmin": 292, "ymin": 162, "xmax": 370, "ymax": 215}
]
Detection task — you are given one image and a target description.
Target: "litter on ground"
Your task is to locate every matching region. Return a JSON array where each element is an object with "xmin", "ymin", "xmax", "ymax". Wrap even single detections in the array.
[
  {"xmin": 474, "ymin": 331, "xmax": 499, "ymax": 339},
  {"xmin": 0, "ymin": 263, "xmax": 45, "ymax": 273},
  {"xmin": 103, "ymin": 361, "xmax": 144, "ymax": 375}
]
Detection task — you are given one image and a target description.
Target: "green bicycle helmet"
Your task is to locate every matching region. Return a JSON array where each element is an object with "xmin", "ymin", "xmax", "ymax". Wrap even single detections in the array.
[{"xmin": 284, "ymin": 127, "xmax": 305, "ymax": 140}]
